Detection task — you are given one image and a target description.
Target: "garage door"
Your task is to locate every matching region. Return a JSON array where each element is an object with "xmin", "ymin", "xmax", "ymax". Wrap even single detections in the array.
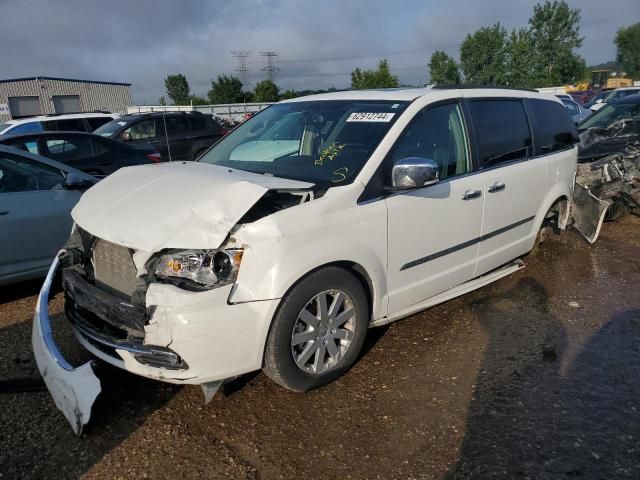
[
  {"xmin": 8, "ymin": 96, "xmax": 42, "ymax": 118},
  {"xmin": 53, "ymin": 95, "xmax": 81, "ymax": 114}
]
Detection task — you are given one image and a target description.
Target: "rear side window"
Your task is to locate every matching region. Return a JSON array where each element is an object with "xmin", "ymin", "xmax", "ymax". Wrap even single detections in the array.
[
  {"xmin": 44, "ymin": 118, "xmax": 86, "ymax": 132},
  {"xmin": 4, "ymin": 137, "xmax": 39, "ymax": 154},
  {"xmin": 527, "ymin": 99, "xmax": 578, "ymax": 155},
  {"xmin": 165, "ymin": 116, "xmax": 190, "ymax": 135},
  {"xmin": 86, "ymin": 117, "xmax": 112, "ymax": 130},
  {"xmin": 7, "ymin": 122, "xmax": 43, "ymax": 135},
  {"xmin": 469, "ymin": 99, "xmax": 532, "ymax": 167},
  {"xmin": 43, "ymin": 136, "xmax": 93, "ymax": 161}
]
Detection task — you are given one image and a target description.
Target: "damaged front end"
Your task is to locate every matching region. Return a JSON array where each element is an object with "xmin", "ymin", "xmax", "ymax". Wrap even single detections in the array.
[{"xmin": 571, "ymin": 121, "xmax": 640, "ymax": 243}]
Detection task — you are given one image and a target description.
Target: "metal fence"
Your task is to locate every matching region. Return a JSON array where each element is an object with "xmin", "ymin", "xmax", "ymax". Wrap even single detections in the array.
[{"xmin": 126, "ymin": 102, "xmax": 274, "ymax": 121}]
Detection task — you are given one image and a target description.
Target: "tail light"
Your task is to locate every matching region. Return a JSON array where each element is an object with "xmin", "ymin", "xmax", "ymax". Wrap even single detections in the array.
[{"xmin": 146, "ymin": 152, "xmax": 162, "ymax": 163}]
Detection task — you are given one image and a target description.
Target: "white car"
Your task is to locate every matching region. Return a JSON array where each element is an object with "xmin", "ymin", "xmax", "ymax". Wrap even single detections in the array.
[
  {"xmin": 590, "ymin": 87, "xmax": 640, "ymax": 112},
  {"xmin": 32, "ymin": 87, "xmax": 578, "ymax": 433},
  {"xmin": 0, "ymin": 112, "xmax": 118, "ymax": 136}
]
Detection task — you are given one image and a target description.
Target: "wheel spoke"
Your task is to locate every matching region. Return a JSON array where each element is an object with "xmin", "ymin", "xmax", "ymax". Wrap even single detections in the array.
[
  {"xmin": 292, "ymin": 330, "xmax": 316, "ymax": 346},
  {"xmin": 333, "ymin": 308, "xmax": 354, "ymax": 328},
  {"xmin": 299, "ymin": 308, "xmax": 320, "ymax": 328},
  {"xmin": 333, "ymin": 328, "xmax": 353, "ymax": 342},
  {"xmin": 296, "ymin": 340, "xmax": 317, "ymax": 367},
  {"xmin": 313, "ymin": 343, "xmax": 327, "ymax": 372},
  {"xmin": 317, "ymin": 293, "xmax": 329, "ymax": 322},
  {"xmin": 326, "ymin": 338, "xmax": 339, "ymax": 361},
  {"xmin": 328, "ymin": 292, "xmax": 345, "ymax": 319}
]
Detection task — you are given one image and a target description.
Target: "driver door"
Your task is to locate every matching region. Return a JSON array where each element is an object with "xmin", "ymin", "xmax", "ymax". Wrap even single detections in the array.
[
  {"xmin": 384, "ymin": 100, "xmax": 484, "ymax": 315},
  {"xmin": 0, "ymin": 151, "xmax": 81, "ymax": 283}
]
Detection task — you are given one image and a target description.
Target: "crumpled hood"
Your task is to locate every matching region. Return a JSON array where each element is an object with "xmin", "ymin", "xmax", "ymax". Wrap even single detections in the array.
[{"xmin": 72, "ymin": 161, "xmax": 313, "ymax": 252}]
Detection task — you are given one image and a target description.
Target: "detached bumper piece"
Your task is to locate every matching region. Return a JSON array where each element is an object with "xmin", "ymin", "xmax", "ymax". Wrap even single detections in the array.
[{"xmin": 32, "ymin": 252, "xmax": 101, "ymax": 435}]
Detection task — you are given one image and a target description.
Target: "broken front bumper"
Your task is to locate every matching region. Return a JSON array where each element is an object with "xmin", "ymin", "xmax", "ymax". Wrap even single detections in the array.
[{"xmin": 32, "ymin": 252, "xmax": 101, "ymax": 435}]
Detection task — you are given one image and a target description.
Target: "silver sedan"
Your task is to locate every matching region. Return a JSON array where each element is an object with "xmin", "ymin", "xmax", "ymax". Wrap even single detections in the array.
[{"xmin": 0, "ymin": 144, "xmax": 95, "ymax": 285}]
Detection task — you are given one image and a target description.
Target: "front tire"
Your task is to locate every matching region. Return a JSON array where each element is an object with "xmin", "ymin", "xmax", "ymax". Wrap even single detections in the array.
[{"xmin": 263, "ymin": 267, "xmax": 369, "ymax": 392}]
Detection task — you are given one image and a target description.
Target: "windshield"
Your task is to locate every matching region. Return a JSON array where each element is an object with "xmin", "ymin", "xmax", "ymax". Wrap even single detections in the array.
[
  {"xmin": 198, "ymin": 100, "xmax": 408, "ymax": 187},
  {"xmin": 578, "ymin": 102, "xmax": 640, "ymax": 131},
  {"xmin": 93, "ymin": 118, "xmax": 127, "ymax": 137}
]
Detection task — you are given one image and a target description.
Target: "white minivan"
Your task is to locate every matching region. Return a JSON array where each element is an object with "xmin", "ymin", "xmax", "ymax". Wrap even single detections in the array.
[{"xmin": 33, "ymin": 87, "xmax": 578, "ymax": 433}]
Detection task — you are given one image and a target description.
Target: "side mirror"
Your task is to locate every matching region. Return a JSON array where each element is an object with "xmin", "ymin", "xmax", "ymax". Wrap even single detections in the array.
[
  {"xmin": 391, "ymin": 157, "xmax": 439, "ymax": 190},
  {"xmin": 64, "ymin": 172, "xmax": 90, "ymax": 190},
  {"xmin": 120, "ymin": 131, "xmax": 132, "ymax": 142}
]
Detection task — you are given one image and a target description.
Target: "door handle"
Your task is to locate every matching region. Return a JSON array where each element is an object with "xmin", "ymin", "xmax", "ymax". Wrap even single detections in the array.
[
  {"xmin": 462, "ymin": 189, "xmax": 482, "ymax": 200},
  {"xmin": 0, "ymin": 211, "xmax": 9, "ymax": 216},
  {"xmin": 148, "ymin": 140, "xmax": 160, "ymax": 144},
  {"xmin": 488, "ymin": 182, "xmax": 506, "ymax": 193}
]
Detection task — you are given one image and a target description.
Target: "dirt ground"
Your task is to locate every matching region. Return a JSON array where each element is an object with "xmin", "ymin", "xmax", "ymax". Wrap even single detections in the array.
[{"xmin": 1, "ymin": 216, "xmax": 640, "ymax": 480}]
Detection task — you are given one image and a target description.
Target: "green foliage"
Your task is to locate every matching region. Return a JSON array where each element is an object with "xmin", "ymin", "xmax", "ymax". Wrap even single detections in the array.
[
  {"xmin": 460, "ymin": 24, "xmax": 508, "ymax": 85},
  {"xmin": 254, "ymin": 80, "xmax": 280, "ymax": 102},
  {"xmin": 208, "ymin": 75, "xmax": 245, "ymax": 104},
  {"xmin": 428, "ymin": 51, "xmax": 461, "ymax": 84},
  {"xmin": 505, "ymin": 28, "xmax": 536, "ymax": 88},
  {"xmin": 164, "ymin": 73, "xmax": 191, "ymax": 105},
  {"xmin": 280, "ymin": 89, "xmax": 299, "ymax": 100},
  {"xmin": 351, "ymin": 60, "xmax": 399, "ymax": 89},
  {"xmin": 528, "ymin": 0, "xmax": 585, "ymax": 86},
  {"xmin": 615, "ymin": 23, "xmax": 640, "ymax": 78},
  {"xmin": 189, "ymin": 95, "xmax": 208, "ymax": 106}
]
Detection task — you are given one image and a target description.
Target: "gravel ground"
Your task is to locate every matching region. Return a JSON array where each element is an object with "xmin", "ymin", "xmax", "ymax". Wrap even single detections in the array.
[{"xmin": 1, "ymin": 216, "xmax": 639, "ymax": 479}]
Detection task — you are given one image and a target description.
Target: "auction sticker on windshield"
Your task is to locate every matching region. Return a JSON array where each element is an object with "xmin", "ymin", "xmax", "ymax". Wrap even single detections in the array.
[{"xmin": 346, "ymin": 112, "xmax": 395, "ymax": 122}]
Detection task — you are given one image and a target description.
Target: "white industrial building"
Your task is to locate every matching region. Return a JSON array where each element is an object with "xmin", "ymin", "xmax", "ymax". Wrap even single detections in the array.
[{"xmin": 0, "ymin": 76, "xmax": 132, "ymax": 121}]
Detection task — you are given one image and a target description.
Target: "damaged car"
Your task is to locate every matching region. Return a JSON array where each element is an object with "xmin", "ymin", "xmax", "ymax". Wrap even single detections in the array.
[
  {"xmin": 33, "ymin": 87, "xmax": 579, "ymax": 433},
  {"xmin": 571, "ymin": 94, "xmax": 640, "ymax": 240}
]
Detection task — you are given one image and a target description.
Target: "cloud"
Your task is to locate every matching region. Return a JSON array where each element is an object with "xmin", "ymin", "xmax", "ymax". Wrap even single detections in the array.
[{"xmin": 0, "ymin": 0, "xmax": 637, "ymax": 103}]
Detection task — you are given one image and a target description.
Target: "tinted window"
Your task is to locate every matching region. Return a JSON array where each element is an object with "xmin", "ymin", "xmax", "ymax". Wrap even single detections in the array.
[
  {"xmin": 125, "ymin": 119, "xmax": 158, "ymax": 139},
  {"xmin": 86, "ymin": 117, "xmax": 112, "ymax": 130},
  {"xmin": 4, "ymin": 137, "xmax": 39, "ymax": 154},
  {"xmin": 387, "ymin": 102, "xmax": 470, "ymax": 181},
  {"xmin": 165, "ymin": 116, "xmax": 190, "ymax": 135},
  {"xmin": 562, "ymin": 100, "xmax": 579, "ymax": 115},
  {"xmin": 8, "ymin": 122, "xmax": 43, "ymax": 134},
  {"xmin": 189, "ymin": 116, "xmax": 208, "ymax": 131},
  {"xmin": 469, "ymin": 99, "xmax": 531, "ymax": 167},
  {"xmin": 44, "ymin": 118, "xmax": 86, "ymax": 132},
  {"xmin": 528, "ymin": 99, "xmax": 578, "ymax": 155},
  {"xmin": 89, "ymin": 138, "xmax": 113, "ymax": 156},
  {"xmin": 0, "ymin": 153, "xmax": 65, "ymax": 193},
  {"xmin": 43, "ymin": 136, "xmax": 93, "ymax": 161}
]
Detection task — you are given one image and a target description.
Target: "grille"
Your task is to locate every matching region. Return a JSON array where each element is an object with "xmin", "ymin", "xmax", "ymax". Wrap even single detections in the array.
[{"xmin": 92, "ymin": 239, "xmax": 139, "ymax": 299}]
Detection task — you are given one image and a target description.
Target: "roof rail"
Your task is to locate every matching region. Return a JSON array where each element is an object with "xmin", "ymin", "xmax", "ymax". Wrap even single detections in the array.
[{"xmin": 432, "ymin": 84, "xmax": 538, "ymax": 93}]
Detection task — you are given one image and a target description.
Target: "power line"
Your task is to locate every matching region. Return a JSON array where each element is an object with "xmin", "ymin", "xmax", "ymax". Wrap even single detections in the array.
[
  {"xmin": 260, "ymin": 51, "xmax": 280, "ymax": 81},
  {"xmin": 231, "ymin": 50, "xmax": 251, "ymax": 85}
]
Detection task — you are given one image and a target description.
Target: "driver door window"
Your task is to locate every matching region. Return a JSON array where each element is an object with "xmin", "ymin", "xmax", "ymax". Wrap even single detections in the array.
[
  {"xmin": 0, "ymin": 154, "xmax": 65, "ymax": 193},
  {"xmin": 126, "ymin": 119, "xmax": 158, "ymax": 140},
  {"xmin": 387, "ymin": 102, "xmax": 470, "ymax": 183}
]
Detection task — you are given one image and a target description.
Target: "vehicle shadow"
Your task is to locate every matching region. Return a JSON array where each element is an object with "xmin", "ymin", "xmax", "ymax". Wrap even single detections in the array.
[
  {"xmin": 0, "ymin": 309, "xmax": 180, "ymax": 479},
  {"xmin": 445, "ymin": 278, "xmax": 640, "ymax": 479}
]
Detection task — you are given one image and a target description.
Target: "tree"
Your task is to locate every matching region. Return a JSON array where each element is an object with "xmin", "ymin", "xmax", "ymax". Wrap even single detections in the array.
[
  {"xmin": 207, "ymin": 75, "xmax": 245, "ymax": 104},
  {"xmin": 158, "ymin": 96, "xmax": 166, "ymax": 106},
  {"xmin": 189, "ymin": 95, "xmax": 208, "ymax": 106},
  {"xmin": 280, "ymin": 89, "xmax": 299, "ymax": 100},
  {"xmin": 254, "ymin": 80, "xmax": 280, "ymax": 102},
  {"xmin": 460, "ymin": 23, "xmax": 508, "ymax": 85},
  {"xmin": 351, "ymin": 59, "xmax": 399, "ymax": 89},
  {"xmin": 528, "ymin": 1, "xmax": 585, "ymax": 86},
  {"xmin": 428, "ymin": 50, "xmax": 461, "ymax": 84},
  {"xmin": 615, "ymin": 23, "xmax": 640, "ymax": 79},
  {"xmin": 164, "ymin": 73, "xmax": 190, "ymax": 105},
  {"xmin": 505, "ymin": 28, "xmax": 536, "ymax": 88}
]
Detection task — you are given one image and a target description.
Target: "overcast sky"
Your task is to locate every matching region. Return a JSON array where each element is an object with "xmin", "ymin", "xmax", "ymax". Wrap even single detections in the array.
[{"xmin": 1, "ymin": 0, "xmax": 637, "ymax": 103}]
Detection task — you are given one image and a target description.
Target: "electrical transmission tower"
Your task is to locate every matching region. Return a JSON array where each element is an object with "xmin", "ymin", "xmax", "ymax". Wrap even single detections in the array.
[
  {"xmin": 231, "ymin": 50, "xmax": 251, "ymax": 85},
  {"xmin": 260, "ymin": 51, "xmax": 280, "ymax": 81}
]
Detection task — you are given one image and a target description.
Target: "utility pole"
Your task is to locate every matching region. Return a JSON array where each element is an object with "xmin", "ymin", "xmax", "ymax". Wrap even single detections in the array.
[
  {"xmin": 260, "ymin": 51, "xmax": 280, "ymax": 81},
  {"xmin": 231, "ymin": 50, "xmax": 251, "ymax": 86}
]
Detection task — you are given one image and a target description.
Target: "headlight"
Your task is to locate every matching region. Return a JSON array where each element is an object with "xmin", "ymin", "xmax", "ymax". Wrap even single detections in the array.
[{"xmin": 154, "ymin": 249, "xmax": 243, "ymax": 289}]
